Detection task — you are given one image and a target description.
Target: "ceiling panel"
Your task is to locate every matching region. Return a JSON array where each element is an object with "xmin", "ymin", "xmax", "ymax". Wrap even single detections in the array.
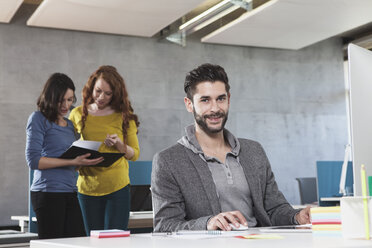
[
  {"xmin": 202, "ymin": 0, "xmax": 372, "ymax": 50},
  {"xmin": 27, "ymin": 0, "xmax": 205, "ymax": 37},
  {"xmin": 0, "ymin": 0, "xmax": 23, "ymax": 23}
]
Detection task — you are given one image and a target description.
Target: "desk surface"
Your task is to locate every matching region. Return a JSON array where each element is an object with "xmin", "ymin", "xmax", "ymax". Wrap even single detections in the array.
[
  {"xmin": 12, "ymin": 211, "xmax": 154, "ymax": 231},
  {"xmin": 0, "ymin": 230, "xmax": 37, "ymax": 245},
  {"xmin": 30, "ymin": 232, "xmax": 372, "ymax": 248},
  {"xmin": 320, "ymin": 197, "xmax": 341, "ymax": 202}
]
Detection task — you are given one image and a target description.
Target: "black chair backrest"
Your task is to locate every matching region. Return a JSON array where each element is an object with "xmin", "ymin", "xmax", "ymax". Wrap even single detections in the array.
[{"xmin": 295, "ymin": 177, "xmax": 318, "ymax": 205}]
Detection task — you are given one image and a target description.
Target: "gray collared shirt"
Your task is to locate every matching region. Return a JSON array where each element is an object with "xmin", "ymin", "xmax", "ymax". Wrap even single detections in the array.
[{"xmin": 178, "ymin": 124, "xmax": 257, "ymax": 227}]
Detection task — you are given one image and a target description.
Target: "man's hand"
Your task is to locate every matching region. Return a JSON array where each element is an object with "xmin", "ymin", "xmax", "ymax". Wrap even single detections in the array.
[
  {"xmin": 295, "ymin": 206, "xmax": 311, "ymax": 224},
  {"xmin": 207, "ymin": 211, "xmax": 248, "ymax": 231}
]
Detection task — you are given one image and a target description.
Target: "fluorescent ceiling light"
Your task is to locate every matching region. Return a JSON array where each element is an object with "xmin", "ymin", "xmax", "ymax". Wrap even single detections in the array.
[
  {"xmin": 191, "ymin": 5, "xmax": 240, "ymax": 33},
  {"xmin": 165, "ymin": 0, "xmax": 251, "ymax": 47},
  {"xmin": 179, "ymin": 0, "xmax": 231, "ymax": 30}
]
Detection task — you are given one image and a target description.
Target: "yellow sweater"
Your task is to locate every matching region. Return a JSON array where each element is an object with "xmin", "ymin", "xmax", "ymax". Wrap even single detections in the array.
[{"xmin": 69, "ymin": 106, "xmax": 140, "ymax": 196}]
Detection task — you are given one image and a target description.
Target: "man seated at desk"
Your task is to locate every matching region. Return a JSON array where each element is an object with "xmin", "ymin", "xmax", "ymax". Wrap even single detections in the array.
[{"xmin": 151, "ymin": 64, "xmax": 311, "ymax": 232}]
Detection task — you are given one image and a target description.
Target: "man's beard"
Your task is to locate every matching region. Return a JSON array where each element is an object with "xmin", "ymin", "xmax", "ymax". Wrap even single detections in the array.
[{"xmin": 193, "ymin": 108, "xmax": 228, "ymax": 135}]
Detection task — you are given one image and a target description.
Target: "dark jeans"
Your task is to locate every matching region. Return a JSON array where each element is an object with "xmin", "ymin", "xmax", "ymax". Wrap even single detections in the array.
[
  {"xmin": 78, "ymin": 185, "xmax": 131, "ymax": 236},
  {"xmin": 31, "ymin": 191, "xmax": 86, "ymax": 239}
]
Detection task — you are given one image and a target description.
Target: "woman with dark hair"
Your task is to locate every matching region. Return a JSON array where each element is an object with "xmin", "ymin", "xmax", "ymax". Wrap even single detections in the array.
[
  {"xmin": 25, "ymin": 73, "xmax": 103, "ymax": 239},
  {"xmin": 69, "ymin": 65, "xmax": 140, "ymax": 235}
]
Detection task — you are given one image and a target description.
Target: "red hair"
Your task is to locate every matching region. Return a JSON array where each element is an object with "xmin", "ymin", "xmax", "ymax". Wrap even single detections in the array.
[{"xmin": 81, "ymin": 65, "xmax": 139, "ymax": 141}]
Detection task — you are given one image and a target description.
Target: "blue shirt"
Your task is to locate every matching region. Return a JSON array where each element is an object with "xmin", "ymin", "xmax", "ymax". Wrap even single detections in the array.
[{"xmin": 25, "ymin": 111, "xmax": 78, "ymax": 192}]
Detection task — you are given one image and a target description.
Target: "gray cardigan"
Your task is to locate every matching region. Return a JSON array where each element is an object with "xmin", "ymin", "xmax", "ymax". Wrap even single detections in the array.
[{"xmin": 151, "ymin": 138, "xmax": 299, "ymax": 232}]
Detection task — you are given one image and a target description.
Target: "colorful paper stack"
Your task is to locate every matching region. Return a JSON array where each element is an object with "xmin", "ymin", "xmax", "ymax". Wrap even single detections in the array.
[{"xmin": 311, "ymin": 206, "xmax": 342, "ymax": 236}]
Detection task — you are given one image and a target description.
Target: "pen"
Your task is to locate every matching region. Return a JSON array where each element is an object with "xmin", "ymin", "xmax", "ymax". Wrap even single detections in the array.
[
  {"xmin": 152, "ymin": 232, "xmax": 172, "ymax": 236},
  {"xmin": 175, "ymin": 230, "xmax": 222, "ymax": 235}
]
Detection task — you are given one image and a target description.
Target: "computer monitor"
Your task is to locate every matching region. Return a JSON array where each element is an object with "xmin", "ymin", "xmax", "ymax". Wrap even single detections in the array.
[{"xmin": 348, "ymin": 43, "xmax": 372, "ymax": 196}]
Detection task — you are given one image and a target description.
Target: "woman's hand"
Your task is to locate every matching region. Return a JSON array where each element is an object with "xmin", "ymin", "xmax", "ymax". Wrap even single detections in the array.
[
  {"xmin": 73, "ymin": 153, "xmax": 104, "ymax": 166},
  {"xmin": 38, "ymin": 155, "xmax": 103, "ymax": 170},
  {"xmin": 104, "ymin": 134, "xmax": 121, "ymax": 147},
  {"xmin": 104, "ymin": 133, "xmax": 135, "ymax": 160},
  {"xmin": 104, "ymin": 134, "xmax": 127, "ymax": 154}
]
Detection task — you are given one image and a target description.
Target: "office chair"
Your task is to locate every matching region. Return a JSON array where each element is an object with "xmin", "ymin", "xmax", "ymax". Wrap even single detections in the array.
[
  {"xmin": 128, "ymin": 161, "xmax": 152, "ymax": 211},
  {"xmin": 128, "ymin": 161, "xmax": 153, "ymax": 233},
  {"xmin": 295, "ymin": 177, "xmax": 318, "ymax": 205},
  {"xmin": 316, "ymin": 161, "xmax": 353, "ymax": 206}
]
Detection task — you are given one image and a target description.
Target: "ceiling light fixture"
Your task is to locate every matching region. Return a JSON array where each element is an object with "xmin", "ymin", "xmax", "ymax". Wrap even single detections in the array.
[
  {"xmin": 165, "ymin": 0, "xmax": 252, "ymax": 47},
  {"xmin": 179, "ymin": 0, "xmax": 234, "ymax": 30}
]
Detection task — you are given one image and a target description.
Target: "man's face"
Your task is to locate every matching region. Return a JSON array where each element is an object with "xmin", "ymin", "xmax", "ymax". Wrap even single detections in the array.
[{"xmin": 184, "ymin": 81, "xmax": 230, "ymax": 134}]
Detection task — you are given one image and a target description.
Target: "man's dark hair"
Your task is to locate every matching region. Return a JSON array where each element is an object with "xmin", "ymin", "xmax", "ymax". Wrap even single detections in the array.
[{"xmin": 184, "ymin": 63, "xmax": 230, "ymax": 100}]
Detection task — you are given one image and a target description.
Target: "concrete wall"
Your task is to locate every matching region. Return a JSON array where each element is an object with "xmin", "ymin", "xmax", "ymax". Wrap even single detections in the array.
[{"xmin": 0, "ymin": 5, "xmax": 347, "ymax": 226}]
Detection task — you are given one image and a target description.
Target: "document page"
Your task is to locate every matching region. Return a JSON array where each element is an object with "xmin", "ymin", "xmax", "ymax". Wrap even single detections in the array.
[{"xmin": 72, "ymin": 140, "xmax": 101, "ymax": 151}]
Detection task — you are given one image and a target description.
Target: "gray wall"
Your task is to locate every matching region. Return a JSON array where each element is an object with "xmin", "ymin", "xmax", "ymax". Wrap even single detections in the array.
[{"xmin": 0, "ymin": 5, "xmax": 347, "ymax": 226}]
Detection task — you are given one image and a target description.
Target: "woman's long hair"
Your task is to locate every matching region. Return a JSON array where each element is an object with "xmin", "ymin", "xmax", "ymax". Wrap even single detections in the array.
[
  {"xmin": 37, "ymin": 73, "xmax": 76, "ymax": 123},
  {"xmin": 81, "ymin": 65, "xmax": 139, "ymax": 141}
]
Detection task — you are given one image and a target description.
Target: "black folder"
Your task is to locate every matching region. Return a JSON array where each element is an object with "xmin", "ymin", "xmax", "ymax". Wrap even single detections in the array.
[{"xmin": 60, "ymin": 146, "xmax": 124, "ymax": 167}]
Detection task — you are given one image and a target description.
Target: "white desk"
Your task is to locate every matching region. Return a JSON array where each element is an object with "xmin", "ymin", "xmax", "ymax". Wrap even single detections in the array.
[
  {"xmin": 11, "ymin": 216, "xmax": 29, "ymax": 233},
  {"xmin": 320, "ymin": 197, "xmax": 341, "ymax": 202},
  {"xmin": 11, "ymin": 216, "xmax": 37, "ymax": 232},
  {"xmin": 320, "ymin": 197, "xmax": 341, "ymax": 206},
  {"xmin": 11, "ymin": 211, "xmax": 153, "ymax": 232},
  {"xmin": 292, "ymin": 204, "xmax": 318, "ymax": 209},
  {"xmin": 30, "ymin": 232, "xmax": 372, "ymax": 248},
  {"xmin": 0, "ymin": 230, "xmax": 37, "ymax": 245},
  {"xmin": 128, "ymin": 211, "xmax": 153, "ymax": 229}
]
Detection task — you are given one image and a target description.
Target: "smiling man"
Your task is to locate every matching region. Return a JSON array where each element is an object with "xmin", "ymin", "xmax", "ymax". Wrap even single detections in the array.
[{"xmin": 151, "ymin": 63, "xmax": 310, "ymax": 232}]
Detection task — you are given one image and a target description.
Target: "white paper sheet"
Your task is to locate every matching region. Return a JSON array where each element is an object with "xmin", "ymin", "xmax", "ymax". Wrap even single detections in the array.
[{"xmin": 72, "ymin": 140, "xmax": 101, "ymax": 151}]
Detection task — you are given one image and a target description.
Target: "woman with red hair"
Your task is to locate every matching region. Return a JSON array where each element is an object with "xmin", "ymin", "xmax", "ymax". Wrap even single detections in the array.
[{"xmin": 69, "ymin": 65, "xmax": 140, "ymax": 235}]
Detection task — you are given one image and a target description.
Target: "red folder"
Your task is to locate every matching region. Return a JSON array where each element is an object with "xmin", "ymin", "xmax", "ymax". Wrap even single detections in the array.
[{"xmin": 90, "ymin": 230, "xmax": 130, "ymax": 238}]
